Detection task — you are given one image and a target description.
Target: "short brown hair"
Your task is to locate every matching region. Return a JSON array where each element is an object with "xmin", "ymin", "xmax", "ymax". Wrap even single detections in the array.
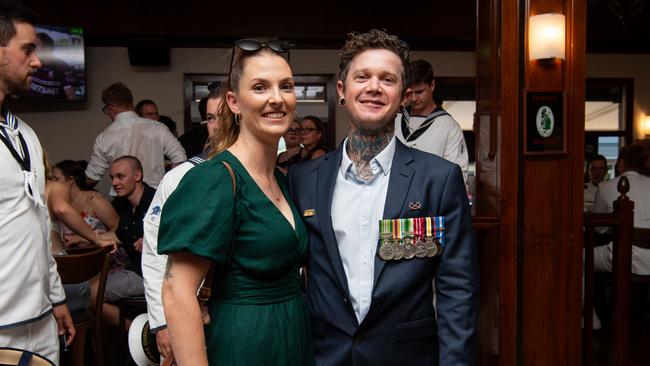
[
  {"xmin": 0, "ymin": 0, "xmax": 36, "ymax": 46},
  {"xmin": 338, "ymin": 29, "xmax": 410, "ymax": 92},
  {"xmin": 102, "ymin": 82, "xmax": 134, "ymax": 108}
]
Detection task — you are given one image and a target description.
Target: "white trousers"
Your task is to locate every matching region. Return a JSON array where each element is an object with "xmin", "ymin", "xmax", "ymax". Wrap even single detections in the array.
[{"xmin": 0, "ymin": 314, "xmax": 59, "ymax": 365}]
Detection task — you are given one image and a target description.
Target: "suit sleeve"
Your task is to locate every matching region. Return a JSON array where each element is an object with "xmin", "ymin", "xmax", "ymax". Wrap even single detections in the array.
[{"xmin": 434, "ymin": 164, "xmax": 479, "ymax": 365}]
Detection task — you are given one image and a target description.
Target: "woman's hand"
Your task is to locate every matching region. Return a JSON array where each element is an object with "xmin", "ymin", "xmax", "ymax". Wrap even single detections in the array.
[{"xmin": 98, "ymin": 231, "xmax": 120, "ymax": 253}]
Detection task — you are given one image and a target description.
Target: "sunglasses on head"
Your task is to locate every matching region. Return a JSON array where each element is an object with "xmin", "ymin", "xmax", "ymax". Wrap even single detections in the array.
[{"xmin": 227, "ymin": 38, "xmax": 291, "ymax": 87}]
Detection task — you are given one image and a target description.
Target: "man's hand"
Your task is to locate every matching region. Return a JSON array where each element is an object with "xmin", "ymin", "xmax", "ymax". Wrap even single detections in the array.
[
  {"xmin": 156, "ymin": 328, "xmax": 173, "ymax": 358},
  {"xmin": 134, "ymin": 237, "xmax": 143, "ymax": 252},
  {"xmin": 53, "ymin": 304, "xmax": 76, "ymax": 346}
]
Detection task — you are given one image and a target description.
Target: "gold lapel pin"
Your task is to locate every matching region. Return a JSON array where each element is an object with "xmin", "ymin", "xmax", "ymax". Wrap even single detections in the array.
[{"xmin": 303, "ymin": 209, "xmax": 315, "ymax": 217}]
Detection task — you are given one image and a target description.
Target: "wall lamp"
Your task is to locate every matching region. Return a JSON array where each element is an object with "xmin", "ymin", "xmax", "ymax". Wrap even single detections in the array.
[{"xmin": 529, "ymin": 13, "xmax": 566, "ymax": 61}]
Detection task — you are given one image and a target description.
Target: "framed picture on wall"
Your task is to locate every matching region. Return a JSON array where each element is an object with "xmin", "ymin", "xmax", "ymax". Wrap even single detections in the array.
[{"xmin": 524, "ymin": 90, "xmax": 567, "ymax": 156}]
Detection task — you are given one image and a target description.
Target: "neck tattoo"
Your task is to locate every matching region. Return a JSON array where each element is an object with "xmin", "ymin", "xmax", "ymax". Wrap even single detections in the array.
[{"xmin": 346, "ymin": 124, "xmax": 393, "ymax": 182}]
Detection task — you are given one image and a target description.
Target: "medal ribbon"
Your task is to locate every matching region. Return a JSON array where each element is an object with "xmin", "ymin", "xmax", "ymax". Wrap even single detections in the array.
[
  {"xmin": 414, "ymin": 217, "xmax": 424, "ymax": 241},
  {"xmin": 436, "ymin": 216, "xmax": 446, "ymax": 248},
  {"xmin": 405, "ymin": 218, "xmax": 413, "ymax": 238}
]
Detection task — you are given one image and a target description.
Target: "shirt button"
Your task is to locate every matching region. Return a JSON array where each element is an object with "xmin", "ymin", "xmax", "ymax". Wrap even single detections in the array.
[{"xmin": 362, "ymin": 220, "xmax": 368, "ymax": 226}]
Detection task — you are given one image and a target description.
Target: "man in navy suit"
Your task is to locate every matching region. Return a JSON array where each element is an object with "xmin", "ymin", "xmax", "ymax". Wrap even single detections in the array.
[{"xmin": 287, "ymin": 29, "xmax": 479, "ymax": 366}]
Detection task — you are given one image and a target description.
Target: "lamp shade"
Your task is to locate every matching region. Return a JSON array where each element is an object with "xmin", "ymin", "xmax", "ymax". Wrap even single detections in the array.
[
  {"xmin": 529, "ymin": 13, "xmax": 566, "ymax": 60},
  {"xmin": 644, "ymin": 116, "xmax": 650, "ymax": 137}
]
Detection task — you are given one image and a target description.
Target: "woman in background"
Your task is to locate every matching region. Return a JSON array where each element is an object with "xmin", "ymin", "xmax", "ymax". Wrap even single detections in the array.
[
  {"xmin": 276, "ymin": 118, "xmax": 303, "ymax": 173},
  {"xmin": 52, "ymin": 160, "xmax": 119, "ymax": 248},
  {"xmin": 299, "ymin": 115, "xmax": 329, "ymax": 160}
]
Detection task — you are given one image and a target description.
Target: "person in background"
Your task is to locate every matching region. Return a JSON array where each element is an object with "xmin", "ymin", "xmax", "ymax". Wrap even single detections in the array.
[
  {"xmin": 276, "ymin": 118, "xmax": 303, "ymax": 173},
  {"xmin": 85, "ymin": 82, "xmax": 186, "ymax": 188},
  {"xmin": 394, "ymin": 59, "xmax": 469, "ymax": 181},
  {"xmin": 0, "ymin": 1, "xmax": 74, "ymax": 362},
  {"xmin": 90, "ymin": 156, "xmax": 154, "ymax": 330},
  {"xmin": 591, "ymin": 144, "xmax": 650, "ymax": 328},
  {"xmin": 287, "ymin": 29, "xmax": 478, "ymax": 366},
  {"xmin": 159, "ymin": 38, "xmax": 314, "ymax": 365},
  {"xmin": 299, "ymin": 115, "xmax": 329, "ymax": 161},
  {"xmin": 141, "ymin": 86, "xmax": 225, "ymax": 359},
  {"xmin": 584, "ymin": 154, "xmax": 608, "ymax": 212},
  {"xmin": 44, "ymin": 157, "xmax": 116, "ymax": 366},
  {"xmin": 52, "ymin": 160, "xmax": 119, "ymax": 248},
  {"xmin": 178, "ymin": 83, "xmax": 225, "ymax": 157},
  {"xmin": 135, "ymin": 99, "xmax": 178, "ymax": 136}
]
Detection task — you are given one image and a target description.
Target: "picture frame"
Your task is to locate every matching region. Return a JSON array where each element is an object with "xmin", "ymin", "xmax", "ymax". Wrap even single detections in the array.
[{"xmin": 524, "ymin": 89, "xmax": 567, "ymax": 155}]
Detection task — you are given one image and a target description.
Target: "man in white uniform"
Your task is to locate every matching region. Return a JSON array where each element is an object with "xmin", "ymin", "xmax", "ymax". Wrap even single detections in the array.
[
  {"xmin": 141, "ymin": 88, "xmax": 223, "ymax": 359},
  {"xmin": 0, "ymin": 1, "xmax": 75, "ymax": 363},
  {"xmin": 593, "ymin": 144, "xmax": 650, "ymax": 274},
  {"xmin": 85, "ymin": 82, "xmax": 186, "ymax": 189},
  {"xmin": 394, "ymin": 60, "xmax": 468, "ymax": 181}
]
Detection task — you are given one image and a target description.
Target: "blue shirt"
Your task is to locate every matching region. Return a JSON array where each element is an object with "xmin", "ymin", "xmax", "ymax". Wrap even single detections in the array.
[{"xmin": 331, "ymin": 137, "xmax": 396, "ymax": 322}]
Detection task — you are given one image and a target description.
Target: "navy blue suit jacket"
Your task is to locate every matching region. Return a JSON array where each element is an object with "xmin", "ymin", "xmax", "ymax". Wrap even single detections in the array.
[{"xmin": 287, "ymin": 140, "xmax": 479, "ymax": 366}]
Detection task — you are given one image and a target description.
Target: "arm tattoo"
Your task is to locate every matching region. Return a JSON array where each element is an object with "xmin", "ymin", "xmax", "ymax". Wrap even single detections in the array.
[{"xmin": 164, "ymin": 257, "xmax": 174, "ymax": 280}]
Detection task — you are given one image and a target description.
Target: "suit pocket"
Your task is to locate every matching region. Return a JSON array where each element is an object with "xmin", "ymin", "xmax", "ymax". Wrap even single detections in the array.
[{"xmin": 395, "ymin": 317, "xmax": 435, "ymax": 343}]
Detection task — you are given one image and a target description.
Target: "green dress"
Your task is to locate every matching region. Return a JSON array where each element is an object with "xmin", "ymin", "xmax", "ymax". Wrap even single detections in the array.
[{"xmin": 158, "ymin": 150, "xmax": 314, "ymax": 366}]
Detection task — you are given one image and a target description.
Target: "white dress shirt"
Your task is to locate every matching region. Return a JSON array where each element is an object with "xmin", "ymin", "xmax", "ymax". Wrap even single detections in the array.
[
  {"xmin": 86, "ymin": 111, "xmax": 187, "ymax": 188},
  {"xmin": 593, "ymin": 171, "xmax": 650, "ymax": 274},
  {"xmin": 331, "ymin": 137, "xmax": 396, "ymax": 323}
]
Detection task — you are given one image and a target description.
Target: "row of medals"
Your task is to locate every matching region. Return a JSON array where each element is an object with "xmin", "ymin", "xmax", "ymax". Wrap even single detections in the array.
[{"xmin": 378, "ymin": 234, "xmax": 443, "ymax": 261}]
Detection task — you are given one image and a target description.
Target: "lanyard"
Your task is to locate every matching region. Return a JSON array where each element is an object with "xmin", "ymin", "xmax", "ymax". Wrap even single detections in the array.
[
  {"xmin": 0, "ymin": 106, "xmax": 30, "ymax": 171},
  {"xmin": 400, "ymin": 107, "xmax": 450, "ymax": 142}
]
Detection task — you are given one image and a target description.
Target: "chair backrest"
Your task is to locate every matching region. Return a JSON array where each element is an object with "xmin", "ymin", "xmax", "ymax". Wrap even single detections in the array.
[
  {"xmin": 54, "ymin": 247, "xmax": 110, "ymax": 324},
  {"xmin": 0, "ymin": 347, "xmax": 54, "ymax": 366},
  {"xmin": 633, "ymin": 228, "xmax": 650, "ymax": 249}
]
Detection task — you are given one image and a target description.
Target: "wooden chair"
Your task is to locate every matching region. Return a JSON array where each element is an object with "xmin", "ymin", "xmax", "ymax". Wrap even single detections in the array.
[
  {"xmin": 116, "ymin": 296, "xmax": 147, "ymax": 364},
  {"xmin": 631, "ymin": 228, "xmax": 650, "ymax": 322},
  {"xmin": 54, "ymin": 247, "xmax": 110, "ymax": 366},
  {"xmin": 0, "ymin": 347, "xmax": 54, "ymax": 366}
]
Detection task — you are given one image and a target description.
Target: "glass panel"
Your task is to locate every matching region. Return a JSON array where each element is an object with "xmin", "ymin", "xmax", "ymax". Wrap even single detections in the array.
[
  {"xmin": 442, "ymin": 100, "xmax": 475, "ymax": 131},
  {"xmin": 585, "ymin": 101, "xmax": 621, "ymax": 131},
  {"xmin": 597, "ymin": 135, "xmax": 623, "ymax": 180}
]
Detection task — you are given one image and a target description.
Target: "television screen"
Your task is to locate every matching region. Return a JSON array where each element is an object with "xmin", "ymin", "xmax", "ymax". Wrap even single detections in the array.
[{"xmin": 29, "ymin": 25, "xmax": 86, "ymax": 102}]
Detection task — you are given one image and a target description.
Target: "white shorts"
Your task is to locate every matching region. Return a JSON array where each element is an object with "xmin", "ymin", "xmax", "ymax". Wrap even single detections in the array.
[{"xmin": 0, "ymin": 314, "xmax": 59, "ymax": 365}]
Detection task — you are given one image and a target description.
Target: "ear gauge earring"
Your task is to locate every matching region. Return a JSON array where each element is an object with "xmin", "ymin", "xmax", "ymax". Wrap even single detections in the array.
[{"xmin": 338, "ymin": 97, "xmax": 346, "ymax": 106}]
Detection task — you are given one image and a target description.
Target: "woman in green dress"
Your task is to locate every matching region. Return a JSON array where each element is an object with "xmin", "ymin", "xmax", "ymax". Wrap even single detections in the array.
[{"xmin": 158, "ymin": 40, "xmax": 314, "ymax": 365}]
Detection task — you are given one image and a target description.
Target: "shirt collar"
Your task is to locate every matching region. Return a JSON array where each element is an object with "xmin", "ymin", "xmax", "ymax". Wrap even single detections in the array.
[
  {"xmin": 339, "ymin": 136, "xmax": 397, "ymax": 180},
  {"xmin": 114, "ymin": 110, "xmax": 139, "ymax": 122}
]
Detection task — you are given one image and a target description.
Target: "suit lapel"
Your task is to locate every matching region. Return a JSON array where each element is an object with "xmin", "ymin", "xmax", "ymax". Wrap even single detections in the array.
[
  {"xmin": 374, "ymin": 142, "xmax": 414, "ymax": 283},
  {"xmin": 317, "ymin": 147, "xmax": 351, "ymax": 297}
]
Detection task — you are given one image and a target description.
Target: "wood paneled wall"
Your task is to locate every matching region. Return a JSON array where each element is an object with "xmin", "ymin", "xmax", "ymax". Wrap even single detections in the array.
[{"xmin": 475, "ymin": 0, "xmax": 585, "ymax": 365}]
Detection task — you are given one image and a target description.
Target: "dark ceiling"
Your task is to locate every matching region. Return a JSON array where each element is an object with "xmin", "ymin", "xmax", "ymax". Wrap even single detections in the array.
[{"xmin": 27, "ymin": 0, "xmax": 650, "ymax": 52}]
